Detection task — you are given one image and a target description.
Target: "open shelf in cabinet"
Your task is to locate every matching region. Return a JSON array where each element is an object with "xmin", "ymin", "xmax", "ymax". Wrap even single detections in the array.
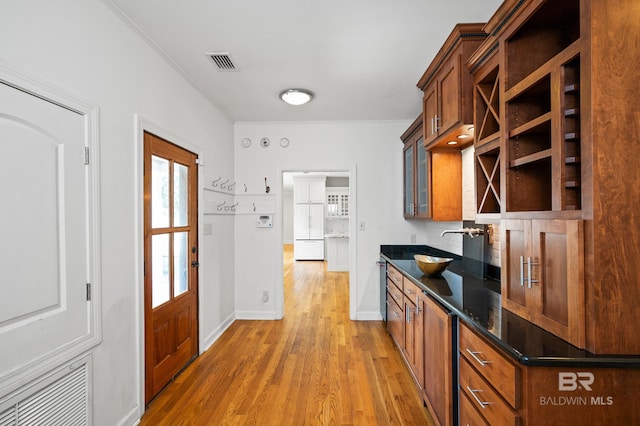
[
  {"xmin": 476, "ymin": 141, "xmax": 501, "ymax": 215},
  {"xmin": 504, "ymin": 0, "xmax": 580, "ymax": 91},
  {"xmin": 475, "ymin": 66, "xmax": 500, "ymax": 149},
  {"xmin": 502, "ymin": 0, "xmax": 582, "ymax": 214}
]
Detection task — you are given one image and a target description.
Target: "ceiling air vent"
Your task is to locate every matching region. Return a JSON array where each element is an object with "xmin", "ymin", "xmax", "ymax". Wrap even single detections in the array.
[{"xmin": 207, "ymin": 52, "xmax": 238, "ymax": 71}]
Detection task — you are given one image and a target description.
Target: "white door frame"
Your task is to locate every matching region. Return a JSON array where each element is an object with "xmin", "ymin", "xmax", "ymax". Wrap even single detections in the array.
[
  {"xmin": 275, "ymin": 166, "xmax": 357, "ymax": 320},
  {"xmin": 133, "ymin": 115, "xmax": 204, "ymax": 416}
]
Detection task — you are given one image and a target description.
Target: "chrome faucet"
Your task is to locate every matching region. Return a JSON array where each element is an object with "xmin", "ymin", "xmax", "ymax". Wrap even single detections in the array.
[{"xmin": 441, "ymin": 227, "xmax": 484, "ymax": 238}]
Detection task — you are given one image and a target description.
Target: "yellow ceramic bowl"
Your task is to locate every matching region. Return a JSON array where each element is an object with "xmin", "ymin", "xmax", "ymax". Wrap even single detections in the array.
[{"xmin": 414, "ymin": 254, "xmax": 453, "ymax": 276}]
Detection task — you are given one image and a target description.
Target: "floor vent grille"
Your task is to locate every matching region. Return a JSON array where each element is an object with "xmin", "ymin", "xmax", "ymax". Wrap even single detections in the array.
[{"xmin": 0, "ymin": 357, "xmax": 90, "ymax": 426}]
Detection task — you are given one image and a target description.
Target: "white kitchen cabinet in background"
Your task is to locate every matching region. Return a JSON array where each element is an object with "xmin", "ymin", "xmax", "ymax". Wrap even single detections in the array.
[
  {"xmin": 326, "ymin": 236, "xmax": 349, "ymax": 271},
  {"xmin": 326, "ymin": 187, "xmax": 349, "ymax": 217},
  {"xmin": 294, "ymin": 177, "xmax": 326, "ymax": 203}
]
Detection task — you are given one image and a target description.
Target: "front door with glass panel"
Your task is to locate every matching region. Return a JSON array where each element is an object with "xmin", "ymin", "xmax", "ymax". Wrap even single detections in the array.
[{"xmin": 144, "ymin": 131, "xmax": 198, "ymax": 404}]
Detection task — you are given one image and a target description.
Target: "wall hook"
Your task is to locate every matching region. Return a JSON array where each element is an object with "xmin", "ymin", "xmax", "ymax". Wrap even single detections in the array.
[
  {"xmin": 264, "ymin": 177, "xmax": 270, "ymax": 194},
  {"xmin": 217, "ymin": 201, "xmax": 226, "ymax": 211},
  {"xmin": 244, "ymin": 183, "xmax": 248, "ymax": 193},
  {"xmin": 212, "ymin": 176, "xmax": 222, "ymax": 187},
  {"xmin": 253, "ymin": 202, "xmax": 256, "ymax": 212},
  {"xmin": 220, "ymin": 178, "xmax": 229, "ymax": 189},
  {"xmin": 228, "ymin": 182, "xmax": 236, "ymax": 192}
]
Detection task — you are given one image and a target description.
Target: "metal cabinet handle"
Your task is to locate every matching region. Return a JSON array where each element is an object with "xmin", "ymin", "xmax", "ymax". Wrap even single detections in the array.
[
  {"xmin": 465, "ymin": 348, "xmax": 492, "ymax": 366},
  {"xmin": 466, "ymin": 386, "xmax": 493, "ymax": 409},
  {"xmin": 527, "ymin": 257, "xmax": 539, "ymax": 288},
  {"xmin": 434, "ymin": 115, "xmax": 440, "ymax": 132},
  {"xmin": 415, "ymin": 295, "xmax": 421, "ymax": 314}
]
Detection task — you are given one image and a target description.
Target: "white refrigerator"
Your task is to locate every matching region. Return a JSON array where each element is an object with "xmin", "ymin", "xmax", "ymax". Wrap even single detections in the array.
[{"xmin": 294, "ymin": 203, "xmax": 325, "ymax": 260}]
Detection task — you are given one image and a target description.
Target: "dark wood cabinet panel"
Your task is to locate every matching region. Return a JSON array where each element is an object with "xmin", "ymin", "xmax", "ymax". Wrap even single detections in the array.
[
  {"xmin": 501, "ymin": 219, "xmax": 585, "ymax": 348},
  {"xmin": 422, "ymin": 296, "xmax": 453, "ymax": 426},
  {"xmin": 470, "ymin": 0, "xmax": 640, "ymax": 355}
]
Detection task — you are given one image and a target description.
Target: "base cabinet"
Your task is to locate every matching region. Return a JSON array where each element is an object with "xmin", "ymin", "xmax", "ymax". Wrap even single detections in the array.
[
  {"xmin": 386, "ymin": 265, "xmax": 404, "ymax": 347},
  {"xmin": 459, "ymin": 322, "xmax": 520, "ymax": 426},
  {"xmin": 404, "ymin": 279, "xmax": 424, "ymax": 390},
  {"xmin": 459, "ymin": 321, "xmax": 640, "ymax": 425},
  {"xmin": 422, "ymin": 296, "xmax": 453, "ymax": 426},
  {"xmin": 459, "ymin": 389, "xmax": 489, "ymax": 426}
]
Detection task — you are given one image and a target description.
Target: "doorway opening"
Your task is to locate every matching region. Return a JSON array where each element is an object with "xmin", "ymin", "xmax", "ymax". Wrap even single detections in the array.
[{"xmin": 281, "ymin": 170, "xmax": 355, "ymax": 318}]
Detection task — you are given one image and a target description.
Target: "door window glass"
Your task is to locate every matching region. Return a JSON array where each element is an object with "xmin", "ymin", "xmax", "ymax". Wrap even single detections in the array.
[
  {"xmin": 152, "ymin": 234, "xmax": 170, "ymax": 308},
  {"xmin": 173, "ymin": 163, "xmax": 188, "ymax": 227},
  {"xmin": 152, "ymin": 156, "xmax": 169, "ymax": 228},
  {"xmin": 173, "ymin": 232, "xmax": 188, "ymax": 297}
]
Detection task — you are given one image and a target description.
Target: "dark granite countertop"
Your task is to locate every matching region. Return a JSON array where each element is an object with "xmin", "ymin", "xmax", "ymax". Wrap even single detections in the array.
[{"xmin": 381, "ymin": 245, "xmax": 640, "ymax": 368}]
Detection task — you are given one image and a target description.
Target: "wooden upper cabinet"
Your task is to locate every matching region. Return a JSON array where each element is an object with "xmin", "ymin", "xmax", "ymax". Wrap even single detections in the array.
[
  {"xmin": 501, "ymin": 219, "xmax": 585, "ymax": 348},
  {"xmin": 401, "ymin": 117, "xmax": 462, "ymax": 221},
  {"xmin": 402, "ymin": 117, "xmax": 429, "ymax": 219},
  {"xmin": 417, "ymin": 23, "xmax": 486, "ymax": 150}
]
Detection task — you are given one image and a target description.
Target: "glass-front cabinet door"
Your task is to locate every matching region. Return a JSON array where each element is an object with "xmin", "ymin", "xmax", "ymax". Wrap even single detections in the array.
[
  {"xmin": 416, "ymin": 136, "xmax": 428, "ymax": 217},
  {"xmin": 402, "ymin": 116, "xmax": 429, "ymax": 219},
  {"xmin": 404, "ymin": 143, "xmax": 414, "ymax": 217}
]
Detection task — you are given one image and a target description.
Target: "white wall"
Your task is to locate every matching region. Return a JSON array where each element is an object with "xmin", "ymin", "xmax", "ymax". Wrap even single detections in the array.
[
  {"xmin": 0, "ymin": 1, "xmax": 235, "ymax": 425},
  {"xmin": 234, "ymin": 121, "xmax": 463, "ymax": 320},
  {"xmin": 282, "ymin": 190, "xmax": 294, "ymax": 244}
]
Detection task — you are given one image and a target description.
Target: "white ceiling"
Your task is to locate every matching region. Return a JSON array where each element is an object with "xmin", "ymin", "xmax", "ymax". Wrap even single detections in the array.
[{"xmin": 103, "ymin": 0, "xmax": 502, "ymax": 122}]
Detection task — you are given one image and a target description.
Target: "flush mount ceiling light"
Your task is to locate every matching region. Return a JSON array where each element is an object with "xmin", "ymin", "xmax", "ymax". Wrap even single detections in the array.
[{"xmin": 279, "ymin": 89, "xmax": 314, "ymax": 106}]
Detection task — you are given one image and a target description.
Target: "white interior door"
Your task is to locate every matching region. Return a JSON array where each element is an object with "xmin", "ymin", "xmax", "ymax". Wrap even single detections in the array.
[{"xmin": 0, "ymin": 80, "xmax": 94, "ymax": 392}]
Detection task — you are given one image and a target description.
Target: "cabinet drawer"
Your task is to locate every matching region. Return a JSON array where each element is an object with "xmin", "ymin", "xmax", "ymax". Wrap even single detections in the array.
[
  {"xmin": 387, "ymin": 264, "xmax": 403, "ymax": 290},
  {"xmin": 459, "ymin": 389, "xmax": 489, "ymax": 426},
  {"xmin": 459, "ymin": 322, "xmax": 519, "ymax": 408},
  {"xmin": 386, "ymin": 292, "xmax": 403, "ymax": 346},
  {"xmin": 459, "ymin": 357, "xmax": 519, "ymax": 426},
  {"xmin": 403, "ymin": 277, "xmax": 421, "ymax": 299},
  {"xmin": 386, "ymin": 278, "xmax": 403, "ymax": 306}
]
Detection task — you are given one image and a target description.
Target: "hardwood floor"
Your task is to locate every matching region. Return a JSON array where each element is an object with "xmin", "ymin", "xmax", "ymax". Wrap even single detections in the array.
[{"xmin": 140, "ymin": 245, "xmax": 434, "ymax": 425}]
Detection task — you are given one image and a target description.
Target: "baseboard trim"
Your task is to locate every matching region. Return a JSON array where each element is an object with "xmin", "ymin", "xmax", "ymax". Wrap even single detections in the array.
[
  {"xmin": 235, "ymin": 311, "xmax": 278, "ymax": 320},
  {"xmin": 356, "ymin": 311, "xmax": 384, "ymax": 321},
  {"xmin": 116, "ymin": 406, "xmax": 140, "ymax": 426},
  {"xmin": 201, "ymin": 312, "xmax": 236, "ymax": 353}
]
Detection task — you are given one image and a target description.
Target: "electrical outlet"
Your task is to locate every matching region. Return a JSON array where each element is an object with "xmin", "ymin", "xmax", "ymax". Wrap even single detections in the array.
[{"xmin": 262, "ymin": 291, "xmax": 269, "ymax": 302}]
